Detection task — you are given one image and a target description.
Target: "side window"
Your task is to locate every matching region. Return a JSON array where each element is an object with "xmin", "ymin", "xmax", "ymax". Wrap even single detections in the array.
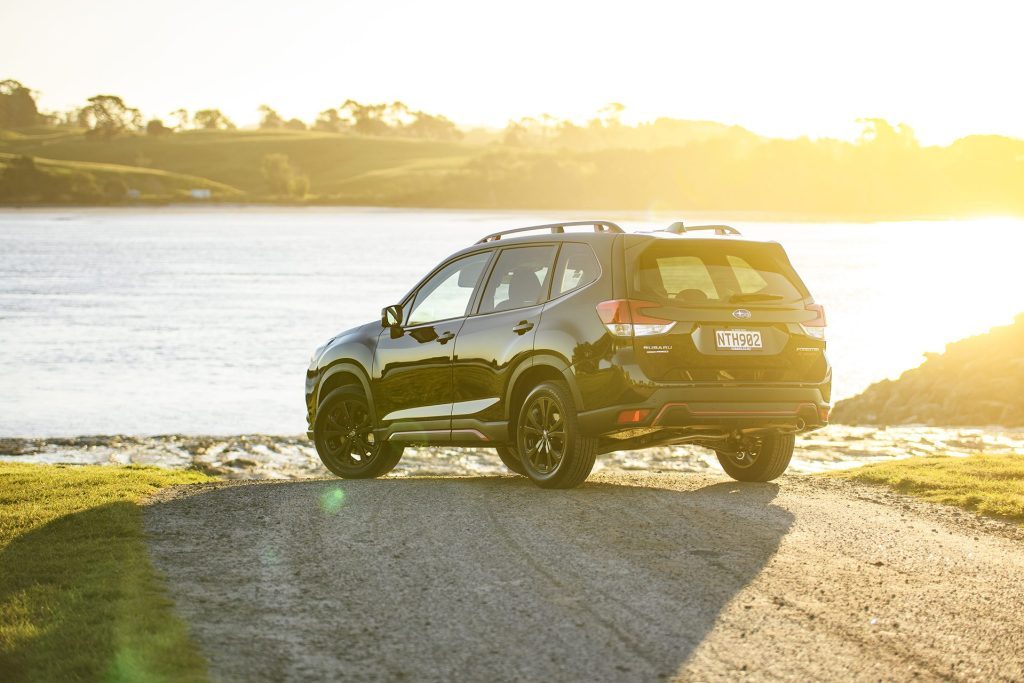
[
  {"xmin": 552, "ymin": 243, "xmax": 600, "ymax": 297},
  {"xmin": 478, "ymin": 245, "xmax": 556, "ymax": 314},
  {"xmin": 407, "ymin": 252, "xmax": 491, "ymax": 326}
]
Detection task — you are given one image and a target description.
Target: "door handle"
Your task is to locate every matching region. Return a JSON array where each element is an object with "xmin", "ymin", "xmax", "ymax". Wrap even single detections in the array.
[
  {"xmin": 512, "ymin": 321, "xmax": 535, "ymax": 335},
  {"xmin": 437, "ymin": 330, "xmax": 455, "ymax": 344}
]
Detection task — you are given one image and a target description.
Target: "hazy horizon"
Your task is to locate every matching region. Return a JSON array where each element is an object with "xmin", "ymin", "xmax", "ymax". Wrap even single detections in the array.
[{"xmin": 3, "ymin": 0, "xmax": 1023, "ymax": 145}]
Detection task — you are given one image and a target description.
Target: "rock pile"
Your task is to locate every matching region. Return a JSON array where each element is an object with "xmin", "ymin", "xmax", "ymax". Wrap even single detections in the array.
[{"xmin": 832, "ymin": 314, "xmax": 1024, "ymax": 427}]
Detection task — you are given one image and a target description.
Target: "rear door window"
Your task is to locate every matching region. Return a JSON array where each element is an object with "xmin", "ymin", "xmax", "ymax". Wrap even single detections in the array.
[{"xmin": 478, "ymin": 245, "xmax": 556, "ymax": 314}]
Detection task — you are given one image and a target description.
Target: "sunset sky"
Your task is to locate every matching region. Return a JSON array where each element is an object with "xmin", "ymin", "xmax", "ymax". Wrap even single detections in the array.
[{"xmin": 3, "ymin": 0, "xmax": 1022, "ymax": 144}]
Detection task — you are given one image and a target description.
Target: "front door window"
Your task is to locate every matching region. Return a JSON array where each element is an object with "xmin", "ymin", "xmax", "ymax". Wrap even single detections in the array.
[{"xmin": 407, "ymin": 252, "xmax": 491, "ymax": 326}]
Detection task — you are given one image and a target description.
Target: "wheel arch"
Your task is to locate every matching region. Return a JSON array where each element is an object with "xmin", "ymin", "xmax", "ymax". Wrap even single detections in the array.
[
  {"xmin": 317, "ymin": 362, "xmax": 375, "ymax": 421},
  {"xmin": 504, "ymin": 354, "xmax": 584, "ymax": 437}
]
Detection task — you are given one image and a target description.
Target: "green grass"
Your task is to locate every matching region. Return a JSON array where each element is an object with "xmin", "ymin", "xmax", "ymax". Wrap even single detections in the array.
[
  {"xmin": 0, "ymin": 463, "xmax": 213, "ymax": 682},
  {"xmin": 835, "ymin": 455, "xmax": 1024, "ymax": 524}
]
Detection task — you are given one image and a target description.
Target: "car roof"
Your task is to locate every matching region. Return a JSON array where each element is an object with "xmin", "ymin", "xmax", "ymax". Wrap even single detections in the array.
[
  {"xmin": 401, "ymin": 222, "xmax": 790, "ymax": 304},
  {"xmin": 450, "ymin": 223, "xmax": 779, "ymax": 258}
]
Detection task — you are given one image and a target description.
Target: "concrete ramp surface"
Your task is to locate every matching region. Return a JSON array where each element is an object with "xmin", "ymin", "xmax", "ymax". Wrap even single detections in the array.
[{"xmin": 145, "ymin": 473, "xmax": 1024, "ymax": 681}]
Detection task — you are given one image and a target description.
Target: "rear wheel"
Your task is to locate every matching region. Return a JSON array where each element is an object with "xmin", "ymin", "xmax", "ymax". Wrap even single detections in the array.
[
  {"xmin": 715, "ymin": 432, "xmax": 794, "ymax": 482},
  {"xmin": 516, "ymin": 381, "xmax": 597, "ymax": 489},
  {"xmin": 494, "ymin": 446, "xmax": 527, "ymax": 476},
  {"xmin": 314, "ymin": 387, "xmax": 404, "ymax": 478}
]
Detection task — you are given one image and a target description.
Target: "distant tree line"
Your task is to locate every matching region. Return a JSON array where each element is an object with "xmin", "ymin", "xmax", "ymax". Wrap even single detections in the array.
[
  {"xmin": 311, "ymin": 100, "xmax": 461, "ymax": 140},
  {"xmin": 0, "ymin": 78, "xmax": 462, "ymax": 142},
  {"xmin": 3, "ymin": 76, "xmax": 1023, "ymax": 216},
  {"xmin": 395, "ymin": 118, "xmax": 1024, "ymax": 216}
]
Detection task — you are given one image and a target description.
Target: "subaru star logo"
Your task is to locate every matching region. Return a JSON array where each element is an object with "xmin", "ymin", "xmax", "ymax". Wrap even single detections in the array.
[{"xmin": 732, "ymin": 308, "xmax": 752, "ymax": 320}]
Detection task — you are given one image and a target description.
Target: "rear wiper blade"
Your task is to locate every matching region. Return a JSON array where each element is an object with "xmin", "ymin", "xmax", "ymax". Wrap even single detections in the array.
[{"xmin": 728, "ymin": 293, "xmax": 784, "ymax": 302}]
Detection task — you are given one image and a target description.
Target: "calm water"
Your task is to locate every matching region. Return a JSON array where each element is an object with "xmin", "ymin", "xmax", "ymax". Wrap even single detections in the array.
[{"xmin": 1, "ymin": 207, "xmax": 1022, "ymax": 437}]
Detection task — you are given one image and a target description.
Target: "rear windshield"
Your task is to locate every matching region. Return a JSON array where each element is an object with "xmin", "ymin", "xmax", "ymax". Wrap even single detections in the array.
[{"xmin": 629, "ymin": 240, "xmax": 807, "ymax": 305}]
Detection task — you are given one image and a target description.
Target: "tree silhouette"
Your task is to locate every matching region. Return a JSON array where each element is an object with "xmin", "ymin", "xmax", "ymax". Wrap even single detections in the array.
[
  {"xmin": 0, "ymin": 79, "xmax": 40, "ymax": 128},
  {"xmin": 314, "ymin": 108, "xmax": 345, "ymax": 132},
  {"xmin": 145, "ymin": 119, "xmax": 172, "ymax": 136},
  {"xmin": 193, "ymin": 109, "xmax": 235, "ymax": 130},
  {"xmin": 169, "ymin": 108, "xmax": 190, "ymax": 130},
  {"xmin": 339, "ymin": 100, "xmax": 390, "ymax": 136},
  {"xmin": 261, "ymin": 153, "xmax": 308, "ymax": 197},
  {"xmin": 258, "ymin": 105, "xmax": 283, "ymax": 130},
  {"xmin": 77, "ymin": 95, "xmax": 141, "ymax": 139},
  {"xmin": 405, "ymin": 111, "xmax": 461, "ymax": 140}
]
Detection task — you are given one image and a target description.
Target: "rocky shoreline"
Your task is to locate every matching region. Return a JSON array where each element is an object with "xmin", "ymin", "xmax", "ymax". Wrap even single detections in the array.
[
  {"xmin": 3, "ymin": 426, "xmax": 1023, "ymax": 479},
  {"xmin": 832, "ymin": 314, "xmax": 1024, "ymax": 427}
]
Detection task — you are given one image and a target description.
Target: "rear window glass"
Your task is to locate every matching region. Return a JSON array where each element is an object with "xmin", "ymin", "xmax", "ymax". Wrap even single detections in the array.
[
  {"xmin": 727, "ymin": 255, "xmax": 769, "ymax": 294},
  {"xmin": 631, "ymin": 241, "xmax": 805, "ymax": 305}
]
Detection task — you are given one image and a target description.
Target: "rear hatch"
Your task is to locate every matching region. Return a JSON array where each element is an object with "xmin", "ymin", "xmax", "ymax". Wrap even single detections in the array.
[{"xmin": 622, "ymin": 235, "xmax": 827, "ymax": 383}]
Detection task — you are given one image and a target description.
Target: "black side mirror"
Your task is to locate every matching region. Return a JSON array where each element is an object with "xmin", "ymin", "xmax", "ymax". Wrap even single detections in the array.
[{"xmin": 381, "ymin": 304, "xmax": 403, "ymax": 329}]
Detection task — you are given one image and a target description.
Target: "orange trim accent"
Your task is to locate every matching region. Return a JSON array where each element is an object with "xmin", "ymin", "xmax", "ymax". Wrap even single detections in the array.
[{"xmin": 617, "ymin": 409, "xmax": 652, "ymax": 424}]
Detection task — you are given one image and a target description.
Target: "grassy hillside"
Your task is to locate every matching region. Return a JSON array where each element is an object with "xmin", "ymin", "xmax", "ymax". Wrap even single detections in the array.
[
  {"xmin": 0, "ymin": 151, "xmax": 242, "ymax": 200},
  {"xmin": 2, "ymin": 125, "xmax": 1023, "ymax": 215},
  {"xmin": 0, "ymin": 128, "xmax": 476, "ymax": 201}
]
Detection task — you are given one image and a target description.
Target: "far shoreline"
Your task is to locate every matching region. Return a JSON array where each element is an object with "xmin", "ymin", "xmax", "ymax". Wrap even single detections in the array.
[{"xmin": 0, "ymin": 202, "xmax": 1015, "ymax": 225}]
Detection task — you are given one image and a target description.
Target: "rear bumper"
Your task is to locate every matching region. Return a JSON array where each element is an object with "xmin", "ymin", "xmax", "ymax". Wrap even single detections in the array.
[{"xmin": 578, "ymin": 384, "xmax": 830, "ymax": 436}]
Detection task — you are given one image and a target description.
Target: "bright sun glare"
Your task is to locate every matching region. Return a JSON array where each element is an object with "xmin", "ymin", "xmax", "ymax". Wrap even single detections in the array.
[{"xmin": 2, "ymin": 0, "xmax": 1023, "ymax": 143}]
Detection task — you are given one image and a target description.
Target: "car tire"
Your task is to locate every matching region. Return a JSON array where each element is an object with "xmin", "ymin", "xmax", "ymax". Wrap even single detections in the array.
[
  {"xmin": 515, "ymin": 381, "xmax": 597, "ymax": 489},
  {"xmin": 715, "ymin": 432, "xmax": 794, "ymax": 482},
  {"xmin": 314, "ymin": 386, "xmax": 404, "ymax": 478},
  {"xmin": 494, "ymin": 445, "xmax": 527, "ymax": 476}
]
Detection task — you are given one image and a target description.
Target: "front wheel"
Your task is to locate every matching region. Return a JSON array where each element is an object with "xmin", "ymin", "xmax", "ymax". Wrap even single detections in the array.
[
  {"xmin": 516, "ymin": 381, "xmax": 597, "ymax": 489},
  {"xmin": 715, "ymin": 432, "xmax": 794, "ymax": 482},
  {"xmin": 314, "ymin": 387, "xmax": 404, "ymax": 479}
]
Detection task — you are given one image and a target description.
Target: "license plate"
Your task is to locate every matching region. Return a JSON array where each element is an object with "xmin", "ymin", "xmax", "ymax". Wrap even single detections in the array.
[{"xmin": 715, "ymin": 329, "xmax": 763, "ymax": 350}]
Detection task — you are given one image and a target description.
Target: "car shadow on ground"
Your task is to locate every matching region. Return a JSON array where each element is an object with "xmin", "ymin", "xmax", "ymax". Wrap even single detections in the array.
[{"xmin": 144, "ymin": 476, "xmax": 793, "ymax": 681}]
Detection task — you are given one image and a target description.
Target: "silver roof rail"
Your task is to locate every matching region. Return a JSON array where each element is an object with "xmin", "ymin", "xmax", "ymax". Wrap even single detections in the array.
[
  {"xmin": 476, "ymin": 220, "xmax": 624, "ymax": 244},
  {"xmin": 662, "ymin": 221, "xmax": 741, "ymax": 236}
]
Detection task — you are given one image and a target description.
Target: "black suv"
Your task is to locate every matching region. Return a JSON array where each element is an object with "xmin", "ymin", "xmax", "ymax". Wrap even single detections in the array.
[{"xmin": 306, "ymin": 220, "xmax": 831, "ymax": 488}]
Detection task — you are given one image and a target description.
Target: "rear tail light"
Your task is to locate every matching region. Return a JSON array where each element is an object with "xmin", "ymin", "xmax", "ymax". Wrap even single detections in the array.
[
  {"xmin": 800, "ymin": 303, "xmax": 826, "ymax": 340},
  {"xmin": 596, "ymin": 300, "xmax": 675, "ymax": 337}
]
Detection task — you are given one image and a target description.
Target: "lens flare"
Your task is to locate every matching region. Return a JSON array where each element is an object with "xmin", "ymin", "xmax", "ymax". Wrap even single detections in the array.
[{"xmin": 319, "ymin": 486, "xmax": 345, "ymax": 514}]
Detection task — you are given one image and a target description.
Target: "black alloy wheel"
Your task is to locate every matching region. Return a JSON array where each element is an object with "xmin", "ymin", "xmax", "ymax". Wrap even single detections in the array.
[
  {"xmin": 314, "ymin": 387, "xmax": 403, "ymax": 478},
  {"xmin": 715, "ymin": 432, "xmax": 795, "ymax": 482},
  {"xmin": 521, "ymin": 394, "xmax": 565, "ymax": 474},
  {"xmin": 516, "ymin": 381, "xmax": 597, "ymax": 489}
]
